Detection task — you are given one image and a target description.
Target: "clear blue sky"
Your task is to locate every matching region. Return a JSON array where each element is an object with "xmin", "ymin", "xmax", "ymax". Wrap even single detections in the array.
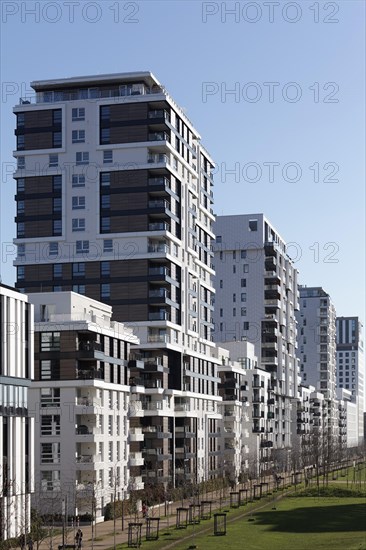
[{"xmin": 1, "ymin": 0, "xmax": 365, "ymax": 321}]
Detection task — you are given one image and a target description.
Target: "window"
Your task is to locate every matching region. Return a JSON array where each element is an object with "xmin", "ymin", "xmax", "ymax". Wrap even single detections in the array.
[
  {"xmin": 73, "ymin": 284, "xmax": 85, "ymax": 295},
  {"xmin": 72, "ymin": 130, "xmax": 85, "ymax": 143},
  {"xmin": 103, "ymin": 239, "xmax": 113, "ymax": 253},
  {"xmin": 41, "ymin": 360, "xmax": 60, "ymax": 380},
  {"xmin": 76, "ymin": 152, "xmax": 89, "ymax": 165},
  {"xmin": 249, "ymin": 219, "xmax": 258, "ymax": 231},
  {"xmin": 41, "ymin": 415, "xmax": 60, "ymax": 436},
  {"xmin": 233, "ymin": 265, "xmax": 236, "ymax": 273},
  {"xmin": 243, "ymin": 264, "xmax": 249, "ymax": 273},
  {"xmin": 241, "ymin": 307, "xmax": 247, "ymax": 316},
  {"xmin": 41, "ymin": 470, "xmax": 60, "ymax": 492},
  {"xmin": 76, "ymin": 240, "xmax": 89, "ymax": 254},
  {"xmin": 53, "ymin": 220, "xmax": 62, "ymax": 236},
  {"xmin": 17, "ymin": 178, "xmax": 25, "ymax": 193},
  {"xmin": 73, "ymin": 263, "xmax": 85, "ymax": 277},
  {"xmin": 72, "ymin": 108, "xmax": 85, "ymax": 121},
  {"xmin": 233, "ymin": 308, "xmax": 236, "ymax": 317},
  {"xmin": 53, "ymin": 175, "xmax": 62, "ymax": 191},
  {"xmin": 53, "ymin": 198, "xmax": 62, "ymax": 212},
  {"xmin": 17, "ymin": 266, "xmax": 25, "ymax": 280},
  {"xmin": 241, "ymin": 278, "xmax": 246, "ymax": 288},
  {"xmin": 101, "ymin": 217, "xmax": 110, "ymax": 232},
  {"xmin": 17, "ymin": 113, "xmax": 25, "ymax": 127},
  {"xmin": 17, "ymin": 222, "xmax": 25, "ymax": 238},
  {"xmin": 220, "ymin": 308, "xmax": 223, "ymax": 317},
  {"xmin": 53, "ymin": 132, "xmax": 62, "ymax": 147},
  {"xmin": 101, "ymin": 261, "xmax": 110, "ymax": 277},
  {"xmin": 18, "ymin": 244, "xmax": 25, "ymax": 257},
  {"xmin": 72, "ymin": 218, "xmax": 86, "ymax": 232},
  {"xmin": 17, "ymin": 156, "xmax": 25, "ymax": 169},
  {"xmin": 233, "ymin": 251, "xmax": 236, "ymax": 260},
  {"xmin": 233, "ymin": 293, "xmax": 236, "ymax": 302},
  {"xmin": 53, "ymin": 264, "xmax": 62, "ymax": 279},
  {"xmin": 101, "ymin": 283, "xmax": 110, "ymax": 299},
  {"xmin": 17, "ymin": 200, "xmax": 24, "ymax": 215},
  {"xmin": 241, "ymin": 250, "xmax": 246, "ymax": 259},
  {"xmin": 101, "ymin": 128, "xmax": 110, "ymax": 144},
  {"xmin": 41, "ymin": 442, "xmax": 60, "ymax": 464},
  {"xmin": 49, "ymin": 154, "xmax": 58, "ymax": 167},
  {"xmin": 241, "ymin": 293, "xmax": 247, "ymax": 302},
  {"xmin": 103, "ymin": 150, "xmax": 113, "ymax": 164},
  {"xmin": 72, "ymin": 174, "xmax": 85, "ymax": 187},
  {"xmin": 219, "ymin": 280, "xmax": 223, "ymax": 288},
  {"xmin": 53, "ymin": 110, "xmax": 62, "ymax": 125},
  {"xmin": 101, "ymin": 105, "xmax": 110, "ymax": 120},
  {"xmin": 41, "ymin": 332, "xmax": 60, "ymax": 352},
  {"xmin": 72, "ymin": 196, "xmax": 85, "ymax": 209},
  {"xmin": 101, "ymin": 173, "xmax": 110, "ymax": 187},
  {"xmin": 17, "ymin": 135, "xmax": 25, "ymax": 150},
  {"xmin": 216, "ymin": 236, "xmax": 222, "ymax": 243},
  {"xmin": 243, "ymin": 322, "xmax": 249, "ymax": 330},
  {"xmin": 101, "ymin": 195, "xmax": 110, "ymax": 209}
]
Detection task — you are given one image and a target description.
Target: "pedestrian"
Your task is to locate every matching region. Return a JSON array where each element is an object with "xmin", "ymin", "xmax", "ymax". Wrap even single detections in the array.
[
  {"xmin": 75, "ymin": 528, "xmax": 83, "ymax": 549},
  {"xmin": 19, "ymin": 533, "xmax": 26, "ymax": 550},
  {"xmin": 27, "ymin": 538, "xmax": 34, "ymax": 550}
]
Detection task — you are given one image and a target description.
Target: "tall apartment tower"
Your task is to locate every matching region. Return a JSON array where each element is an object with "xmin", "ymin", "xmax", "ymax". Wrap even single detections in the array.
[
  {"xmin": 13, "ymin": 73, "xmax": 222, "ymax": 486},
  {"xmin": 296, "ymin": 286, "xmax": 338, "ymax": 444},
  {"xmin": 0, "ymin": 284, "xmax": 34, "ymax": 542},
  {"xmin": 213, "ymin": 214, "xmax": 300, "ymax": 454},
  {"xmin": 336, "ymin": 317, "xmax": 364, "ymax": 444}
]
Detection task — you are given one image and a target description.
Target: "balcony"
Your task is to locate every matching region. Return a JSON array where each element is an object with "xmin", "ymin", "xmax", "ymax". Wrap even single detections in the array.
[
  {"xmin": 148, "ymin": 153, "xmax": 169, "ymax": 165},
  {"xmin": 148, "ymin": 310, "xmax": 170, "ymax": 321},
  {"xmin": 130, "ymin": 452, "xmax": 144, "ymax": 467},
  {"xmin": 149, "ymin": 288, "xmax": 169, "ymax": 299},
  {"xmin": 76, "ymin": 397, "xmax": 101, "ymax": 407},
  {"xmin": 148, "ymin": 109, "xmax": 170, "ymax": 120},
  {"xmin": 78, "ymin": 340, "xmax": 101, "ymax": 352},
  {"xmin": 148, "ymin": 199, "xmax": 170, "ymax": 210},
  {"xmin": 148, "ymin": 176, "xmax": 170, "ymax": 187},
  {"xmin": 76, "ymin": 369, "xmax": 104, "ymax": 380},
  {"xmin": 147, "ymin": 334, "xmax": 169, "ymax": 344},
  {"xmin": 148, "ymin": 222, "xmax": 170, "ymax": 232},
  {"xmin": 129, "ymin": 428, "xmax": 144, "ymax": 442},
  {"xmin": 75, "ymin": 426, "xmax": 102, "ymax": 437},
  {"xmin": 148, "ymin": 132, "xmax": 169, "ymax": 142}
]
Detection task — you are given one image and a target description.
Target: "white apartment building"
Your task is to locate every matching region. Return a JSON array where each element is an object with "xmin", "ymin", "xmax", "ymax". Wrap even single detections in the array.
[
  {"xmin": 336, "ymin": 317, "xmax": 364, "ymax": 444},
  {"xmin": 213, "ymin": 214, "xmax": 300, "ymax": 454},
  {"xmin": 28, "ymin": 291, "xmax": 139, "ymax": 520},
  {"xmin": 0, "ymin": 284, "xmax": 34, "ymax": 541},
  {"xmin": 296, "ymin": 286, "xmax": 338, "ymax": 444},
  {"xmin": 336, "ymin": 388, "xmax": 358, "ymax": 449},
  {"xmin": 14, "ymin": 72, "xmax": 222, "ymax": 486}
]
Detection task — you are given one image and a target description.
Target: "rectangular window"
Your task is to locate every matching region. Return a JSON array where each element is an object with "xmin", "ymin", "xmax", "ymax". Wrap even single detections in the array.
[
  {"xmin": 73, "ymin": 263, "xmax": 85, "ymax": 277},
  {"xmin": 17, "ymin": 178, "xmax": 25, "ymax": 193},
  {"xmin": 49, "ymin": 243, "xmax": 59, "ymax": 257},
  {"xmin": 53, "ymin": 132, "xmax": 62, "ymax": 147},
  {"xmin": 233, "ymin": 294, "xmax": 236, "ymax": 302},
  {"xmin": 17, "ymin": 156, "xmax": 25, "ymax": 169},
  {"xmin": 241, "ymin": 293, "xmax": 247, "ymax": 302},
  {"xmin": 17, "ymin": 200, "xmax": 25, "ymax": 215},
  {"xmin": 220, "ymin": 308, "xmax": 223, "ymax": 317},
  {"xmin": 101, "ymin": 283, "xmax": 110, "ymax": 299},
  {"xmin": 53, "ymin": 264, "xmax": 62, "ymax": 279},
  {"xmin": 216, "ymin": 236, "xmax": 222, "ymax": 243},
  {"xmin": 219, "ymin": 279, "xmax": 223, "ymax": 288},
  {"xmin": 103, "ymin": 239, "xmax": 113, "ymax": 253},
  {"xmin": 76, "ymin": 240, "xmax": 89, "ymax": 254},
  {"xmin": 241, "ymin": 250, "xmax": 246, "ymax": 259},
  {"xmin": 17, "ymin": 222, "xmax": 25, "ymax": 238},
  {"xmin": 101, "ymin": 195, "xmax": 110, "ymax": 209},
  {"xmin": 101, "ymin": 173, "xmax": 110, "ymax": 187},
  {"xmin": 18, "ymin": 244, "xmax": 25, "ymax": 257},
  {"xmin": 41, "ymin": 332, "xmax": 61, "ymax": 352},
  {"xmin": 73, "ymin": 284, "xmax": 85, "ymax": 295},
  {"xmin": 241, "ymin": 279, "xmax": 246, "ymax": 287},
  {"xmin": 72, "ymin": 174, "xmax": 85, "ymax": 187},
  {"xmin": 17, "ymin": 266, "xmax": 25, "ymax": 280},
  {"xmin": 17, "ymin": 113, "xmax": 25, "ymax": 127},
  {"xmin": 233, "ymin": 251, "xmax": 236, "ymax": 260},
  {"xmin": 72, "ymin": 108, "xmax": 85, "ymax": 121},
  {"xmin": 41, "ymin": 360, "xmax": 60, "ymax": 380},
  {"xmin": 101, "ymin": 128, "xmax": 110, "ymax": 144},
  {"xmin": 17, "ymin": 135, "xmax": 25, "ymax": 150},
  {"xmin": 72, "ymin": 218, "xmax": 86, "ymax": 232},
  {"xmin": 41, "ymin": 470, "xmax": 60, "ymax": 492},
  {"xmin": 41, "ymin": 415, "xmax": 60, "ymax": 436},
  {"xmin": 101, "ymin": 217, "xmax": 110, "ymax": 232},
  {"xmin": 249, "ymin": 219, "xmax": 258, "ymax": 231},
  {"xmin": 243, "ymin": 322, "xmax": 249, "ymax": 330},
  {"xmin": 53, "ymin": 175, "xmax": 62, "ymax": 191},
  {"xmin": 53, "ymin": 198, "xmax": 62, "ymax": 212},
  {"xmin": 49, "ymin": 154, "xmax": 58, "ymax": 167},
  {"xmin": 243, "ymin": 264, "xmax": 249, "ymax": 273},
  {"xmin": 72, "ymin": 196, "xmax": 85, "ymax": 209},
  {"xmin": 76, "ymin": 152, "xmax": 89, "ymax": 165},
  {"xmin": 53, "ymin": 110, "xmax": 62, "ymax": 125},
  {"xmin": 233, "ymin": 265, "xmax": 236, "ymax": 273},
  {"xmin": 72, "ymin": 130, "xmax": 85, "ymax": 143},
  {"xmin": 241, "ymin": 307, "xmax": 247, "ymax": 316},
  {"xmin": 233, "ymin": 308, "xmax": 236, "ymax": 317},
  {"xmin": 101, "ymin": 106, "xmax": 110, "ymax": 120},
  {"xmin": 101, "ymin": 261, "xmax": 110, "ymax": 277},
  {"xmin": 53, "ymin": 219, "xmax": 62, "ymax": 236},
  {"xmin": 103, "ymin": 150, "xmax": 113, "ymax": 164}
]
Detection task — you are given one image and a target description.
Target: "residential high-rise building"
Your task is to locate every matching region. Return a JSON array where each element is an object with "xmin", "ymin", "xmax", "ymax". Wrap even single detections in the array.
[
  {"xmin": 13, "ymin": 72, "xmax": 222, "ymax": 487},
  {"xmin": 336, "ymin": 317, "xmax": 364, "ymax": 444},
  {"xmin": 28, "ymin": 291, "xmax": 140, "ymax": 520},
  {"xmin": 213, "ymin": 214, "xmax": 300, "ymax": 454},
  {"xmin": 0, "ymin": 284, "xmax": 34, "ymax": 541},
  {"xmin": 296, "ymin": 286, "xmax": 338, "ymax": 446}
]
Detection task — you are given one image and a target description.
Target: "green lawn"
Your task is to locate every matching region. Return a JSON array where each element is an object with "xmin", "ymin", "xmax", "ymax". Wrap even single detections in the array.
[{"xmin": 110, "ymin": 496, "xmax": 366, "ymax": 550}]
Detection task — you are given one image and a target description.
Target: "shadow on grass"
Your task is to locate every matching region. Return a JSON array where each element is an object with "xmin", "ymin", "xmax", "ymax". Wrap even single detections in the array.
[{"xmin": 255, "ymin": 503, "xmax": 366, "ymax": 533}]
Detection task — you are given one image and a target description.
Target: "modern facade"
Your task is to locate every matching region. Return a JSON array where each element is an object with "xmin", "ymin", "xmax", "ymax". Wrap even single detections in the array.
[
  {"xmin": 336, "ymin": 317, "xmax": 364, "ymax": 444},
  {"xmin": 28, "ymin": 291, "xmax": 140, "ymax": 520},
  {"xmin": 213, "ymin": 214, "xmax": 300, "ymax": 455},
  {"xmin": 0, "ymin": 284, "xmax": 34, "ymax": 541},
  {"xmin": 13, "ymin": 73, "xmax": 222, "ymax": 488},
  {"xmin": 296, "ymin": 286, "xmax": 338, "ymax": 447}
]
